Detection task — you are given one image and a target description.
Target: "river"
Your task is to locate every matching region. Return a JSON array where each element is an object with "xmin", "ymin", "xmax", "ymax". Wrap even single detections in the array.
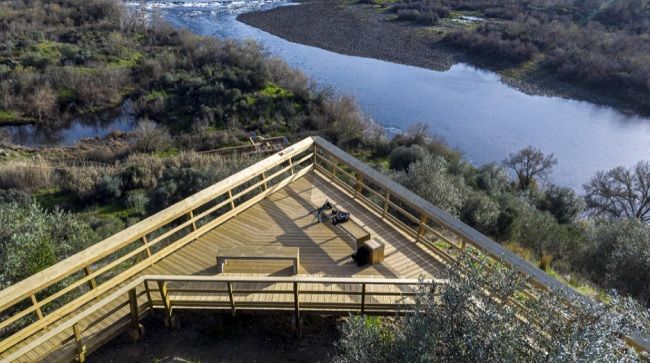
[
  {"xmin": 155, "ymin": 0, "xmax": 650, "ymax": 190},
  {"xmin": 9, "ymin": 0, "xmax": 649, "ymax": 190}
]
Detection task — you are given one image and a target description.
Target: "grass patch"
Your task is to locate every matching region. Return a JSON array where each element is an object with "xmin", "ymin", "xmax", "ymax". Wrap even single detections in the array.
[
  {"xmin": 260, "ymin": 83, "xmax": 292, "ymax": 98},
  {"xmin": 34, "ymin": 188, "xmax": 82, "ymax": 211},
  {"xmin": 0, "ymin": 109, "xmax": 33, "ymax": 125}
]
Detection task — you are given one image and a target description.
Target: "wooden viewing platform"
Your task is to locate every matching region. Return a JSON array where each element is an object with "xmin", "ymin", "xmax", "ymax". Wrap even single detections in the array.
[{"xmin": 0, "ymin": 136, "xmax": 647, "ymax": 362}]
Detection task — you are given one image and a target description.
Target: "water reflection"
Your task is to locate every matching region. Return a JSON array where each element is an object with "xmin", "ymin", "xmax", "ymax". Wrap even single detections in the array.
[{"xmin": 5, "ymin": 102, "xmax": 136, "ymax": 147}]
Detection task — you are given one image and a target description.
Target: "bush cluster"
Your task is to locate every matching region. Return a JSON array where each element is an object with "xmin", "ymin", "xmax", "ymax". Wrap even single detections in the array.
[{"xmin": 336, "ymin": 256, "xmax": 650, "ymax": 362}]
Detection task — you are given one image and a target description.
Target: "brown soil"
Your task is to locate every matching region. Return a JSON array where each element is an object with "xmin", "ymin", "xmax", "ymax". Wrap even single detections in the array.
[{"xmin": 89, "ymin": 312, "xmax": 340, "ymax": 363}]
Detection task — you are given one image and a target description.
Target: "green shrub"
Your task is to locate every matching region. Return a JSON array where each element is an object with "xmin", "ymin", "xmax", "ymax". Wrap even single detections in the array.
[
  {"xmin": 581, "ymin": 220, "xmax": 650, "ymax": 304},
  {"xmin": 460, "ymin": 190, "xmax": 500, "ymax": 235},
  {"xmin": 0, "ymin": 203, "xmax": 96, "ymax": 288},
  {"xmin": 335, "ymin": 256, "xmax": 650, "ymax": 362},
  {"xmin": 388, "ymin": 145, "xmax": 427, "ymax": 171},
  {"xmin": 394, "ymin": 156, "xmax": 465, "ymax": 216},
  {"xmin": 537, "ymin": 184, "xmax": 584, "ymax": 224},
  {"xmin": 125, "ymin": 189, "xmax": 149, "ymax": 216},
  {"xmin": 95, "ymin": 175, "xmax": 123, "ymax": 202},
  {"xmin": 475, "ymin": 162, "xmax": 509, "ymax": 196}
]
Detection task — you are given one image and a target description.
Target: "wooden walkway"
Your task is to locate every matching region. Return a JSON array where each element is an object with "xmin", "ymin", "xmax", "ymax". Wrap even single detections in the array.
[
  {"xmin": 1, "ymin": 171, "xmax": 446, "ymax": 362},
  {"xmin": 147, "ymin": 171, "xmax": 447, "ymax": 279}
]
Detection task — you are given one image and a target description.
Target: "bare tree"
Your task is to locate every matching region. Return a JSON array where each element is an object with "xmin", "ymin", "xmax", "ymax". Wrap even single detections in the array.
[
  {"xmin": 134, "ymin": 118, "xmax": 171, "ymax": 152},
  {"xmin": 405, "ymin": 122, "xmax": 429, "ymax": 146},
  {"xmin": 504, "ymin": 146, "xmax": 557, "ymax": 190},
  {"xmin": 29, "ymin": 84, "xmax": 57, "ymax": 121},
  {"xmin": 584, "ymin": 161, "xmax": 650, "ymax": 223}
]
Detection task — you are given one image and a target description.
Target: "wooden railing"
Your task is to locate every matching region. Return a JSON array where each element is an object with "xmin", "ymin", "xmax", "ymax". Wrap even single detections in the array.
[
  {"xmin": 1, "ymin": 275, "xmax": 434, "ymax": 362},
  {"xmin": 1, "ymin": 135, "xmax": 648, "ymax": 360},
  {"xmin": 0, "ymin": 137, "xmax": 315, "ymax": 358},
  {"xmin": 309, "ymin": 137, "xmax": 650, "ymax": 352}
]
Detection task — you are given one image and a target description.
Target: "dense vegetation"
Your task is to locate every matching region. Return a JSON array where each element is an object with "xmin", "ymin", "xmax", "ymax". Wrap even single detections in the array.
[
  {"xmin": 0, "ymin": 0, "xmax": 649, "ymax": 358},
  {"xmin": 336, "ymin": 256, "xmax": 650, "ymax": 362},
  {"xmin": 366, "ymin": 0, "xmax": 650, "ymax": 114}
]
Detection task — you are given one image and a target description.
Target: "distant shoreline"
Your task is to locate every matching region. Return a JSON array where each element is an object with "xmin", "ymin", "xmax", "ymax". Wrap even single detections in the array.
[
  {"xmin": 238, "ymin": 1, "xmax": 646, "ymax": 116},
  {"xmin": 238, "ymin": 0, "xmax": 459, "ymax": 72}
]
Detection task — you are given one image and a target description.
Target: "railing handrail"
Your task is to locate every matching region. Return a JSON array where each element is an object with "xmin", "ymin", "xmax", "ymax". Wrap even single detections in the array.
[
  {"xmin": 1, "ymin": 275, "xmax": 432, "ymax": 362},
  {"xmin": 312, "ymin": 137, "xmax": 580, "ymax": 300},
  {"xmin": 145, "ymin": 275, "xmax": 442, "ymax": 285},
  {"xmin": 311, "ymin": 136, "xmax": 650, "ymax": 352}
]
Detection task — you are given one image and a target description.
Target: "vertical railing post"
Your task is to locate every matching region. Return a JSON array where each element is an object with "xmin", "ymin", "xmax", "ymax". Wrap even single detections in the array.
[
  {"xmin": 73, "ymin": 323, "xmax": 86, "ymax": 362},
  {"xmin": 30, "ymin": 295, "xmax": 43, "ymax": 321},
  {"xmin": 142, "ymin": 235, "xmax": 152, "ymax": 259},
  {"xmin": 361, "ymin": 283, "xmax": 366, "ymax": 314},
  {"xmin": 83, "ymin": 266, "xmax": 97, "ymax": 291},
  {"xmin": 354, "ymin": 173, "xmax": 363, "ymax": 198},
  {"xmin": 261, "ymin": 172, "xmax": 268, "ymax": 191},
  {"xmin": 289, "ymin": 158, "xmax": 295, "ymax": 176},
  {"xmin": 228, "ymin": 189, "xmax": 235, "ymax": 211},
  {"xmin": 382, "ymin": 191, "xmax": 391, "ymax": 219},
  {"xmin": 293, "ymin": 282, "xmax": 301, "ymax": 336},
  {"xmin": 416, "ymin": 214, "xmax": 428, "ymax": 243},
  {"xmin": 227, "ymin": 281, "xmax": 236, "ymax": 316},
  {"xmin": 144, "ymin": 281, "xmax": 153, "ymax": 309},
  {"xmin": 187, "ymin": 210, "xmax": 197, "ymax": 232}
]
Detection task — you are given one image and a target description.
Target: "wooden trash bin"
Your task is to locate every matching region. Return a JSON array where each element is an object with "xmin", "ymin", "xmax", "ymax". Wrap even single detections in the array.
[{"xmin": 364, "ymin": 239, "xmax": 385, "ymax": 265}]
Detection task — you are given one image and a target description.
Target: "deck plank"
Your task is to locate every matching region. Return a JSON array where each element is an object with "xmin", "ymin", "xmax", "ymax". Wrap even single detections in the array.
[{"xmin": 2, "ymin": 171, "xmax": 447, "ymax": 362}]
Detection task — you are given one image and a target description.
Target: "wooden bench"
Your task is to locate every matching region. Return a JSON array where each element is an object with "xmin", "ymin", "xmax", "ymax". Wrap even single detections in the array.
[
  {"xmin": 216, "ymin": 246, "xmax": 300, "ymax": 274},
  {"xmin": 318, "ymin": 210, "xmax": 371, "ymax": 247}
]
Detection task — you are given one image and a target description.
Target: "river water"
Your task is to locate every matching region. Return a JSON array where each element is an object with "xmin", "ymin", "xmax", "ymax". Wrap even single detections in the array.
[
  {"xmin": 155, "ymin": 0, "xmax": 649, "ymax": 190},
  {"xmin": 7, "ymin": 0, "xmax": 649, "ymax": 190}
]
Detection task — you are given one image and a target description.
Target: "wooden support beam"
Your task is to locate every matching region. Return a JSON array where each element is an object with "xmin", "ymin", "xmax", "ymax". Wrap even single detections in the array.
[
  {"xmin": 127, "ymin": 287, "xmax": 144, "ymax": 341},
  {"xmin": 361, "ymin": 284, "xmax": 366, "ymax": 314},
  {"xmin": 416, "ymin": 214, "xmax": 428, "ymax": 244},
  {"xmin": 227, "ymin": 282, "xmax": 236, "ymax": 316},
  {"xmin": 128, "ymin": 288, "xmax": 139, "ymax": 329},
  {"xmin": 30, "ymin": 295, "xmax": 43, "ymax": 321},
  {"xmin": 293, "ymin": 282, "xmax": 300, "ymax": 335},
  {"xmin": 187, "ymin": 210, "xmax": 197, "ymax": 232},
  {"xmin": 382, "ymin": 192, "xmax": 391, "ymax": 219},
  {"xmin": 157, "ymin": 281, "xmax": 173, "ymax": 325},
  {"xmin": 73, "ymin": 323, "xmax": 86, "ymax": 363},
  {"xmin": 83, "ymin": 267, "xmax": 97, "ymax": 290}
]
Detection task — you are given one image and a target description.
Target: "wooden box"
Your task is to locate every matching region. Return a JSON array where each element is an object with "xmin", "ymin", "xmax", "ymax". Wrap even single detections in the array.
[{"xmin": 365, "ymin": 239, "xmax": 384, "ymax": 265}]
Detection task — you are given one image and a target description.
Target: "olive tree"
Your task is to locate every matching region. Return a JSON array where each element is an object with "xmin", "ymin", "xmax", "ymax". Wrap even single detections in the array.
[
  {"xmin": 336, "ymin": 256, "xmax": 650, "ymax": 363},
  {"xmin": 537, "ymin": 184, "xmax": 585, "ymax": 224},
  {"xmin": 504, "ymin": 146, "xmax": 558, "ymax": 190},
  {"xmin": 584, "ymin": 161, "xmax": 650, "ymax": 223},
  {"xmin": 394, "ymin": 156, "xmax": 465, "ymax": 216}
]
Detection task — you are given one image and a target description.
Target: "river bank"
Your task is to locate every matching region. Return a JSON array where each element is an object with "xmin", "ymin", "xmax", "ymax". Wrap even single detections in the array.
[{"xmin": 238, "ymin": 0, "xmax": 646, "ymax": 116}]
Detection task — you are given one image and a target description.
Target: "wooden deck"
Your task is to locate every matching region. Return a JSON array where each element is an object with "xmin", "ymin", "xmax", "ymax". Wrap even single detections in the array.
[
  {"xmin": 1, "ymin": 171, "xmax": 446, "ymax": 362},
  {"xmin": 146, "ymin": 171, "xmax": 446, "ymax": 279}
]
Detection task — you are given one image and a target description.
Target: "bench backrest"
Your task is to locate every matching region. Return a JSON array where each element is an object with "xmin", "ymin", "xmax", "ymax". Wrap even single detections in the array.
[{"xmin": 216, "ymin": 246, "xmax": 299, "ymax": 258}]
